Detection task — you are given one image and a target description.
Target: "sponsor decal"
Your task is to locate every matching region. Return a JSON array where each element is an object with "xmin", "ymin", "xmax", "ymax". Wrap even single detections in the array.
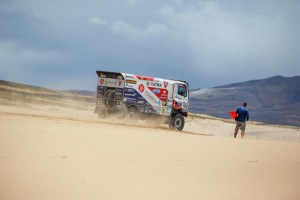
[
  {"xmin": 99, "ymin": 79, "xmax": 104, "ymax": 85},
  {"xmin": 160, "ymin": 91, "xmax": 168, "ymax": 97},
  {"xmin": 124, "ymin": 74, "xmax": 135, "ymax": 79},
  {"xmin": 115, "ymin": 92, "xmax": 122, "ymax": 96},
  {"xmin": 125, "ymin": 88, "xmax": 135, "ymax": 93},
  {"xmin": 153, "ymin": 89, "xmax": 161, "ymax": 94},
  {"xmin": 124, "ymin": 88, "xmax": 150, "ymax": 107},
  {"xmin": 163, "ymin": 108, "xmax": 172, "ymax": 116},
  {"xmin": 138, "ymin": 100, "xmax": 144, "ymax": 104},
  {"xmin": 116, "ymin": 92, "xmax": 123, "ymax": 98},
  {"xmin": 126, "ymin": 80, "xmax": 137, "ymax": 84},
  {"xmin": 97, "ymin": 86, "xmax": 105, "ymax": 91},
  {"xmin": 124, "ymin": 97, "xmax": 137, "ymax": 104},
  {"xmin": 154, "ymin": 107, "xmax": 161, "ymax": 112},
  {"xmin": 150, "ymin": 82, "xmax": 162, "ymax": 87},
  {"xmin": 135, "ymin": 75, "xmax": 154, "ymax": 81},
  {"xmin": 97, "ymin": 86, "xmax": 105, "ymax": 96},
  {"xmin": 145, "ymin": 91, "xmax": 160, "ymax": 105},
  {"xmin": 174, "ymin": 95, "xmax": 182, "ymax": 100},
  {"xmin": 138, "ymin": 96, "xmax": 145, "ymax": 100},
  {"xmin": 162, "ymin": 100, "xmax": 167, "ymax": 106},
  {"xmin": 138, "ymin": 84, "xmax": 145, "ymax": 93},
  {"xmin": 164, "ymin": 81, "xmax": 168, "ymax": 88},
  {"xmin": 177, "ymin": 100, "xmax": 183, "ymax": 106},
  {"xmin": 148, "ymin": 87, "xmax": 168, "ymax": 98},
  {"xmin": 106, "ymin": 78, "xmax": 117, "ymax": 87},
  {"xmin": 125, "ymin": 83, "xmax": 134, "ymax": 88},
  {"xmin": 125, "ymin": 92, "xmax": 137, "ymax": 97}
]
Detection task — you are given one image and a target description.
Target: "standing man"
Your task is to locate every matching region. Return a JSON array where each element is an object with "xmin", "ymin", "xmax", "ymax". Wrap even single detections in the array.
[{"xmin": 234, "ymin": 102, "xmax": 249, "ymax": 138}]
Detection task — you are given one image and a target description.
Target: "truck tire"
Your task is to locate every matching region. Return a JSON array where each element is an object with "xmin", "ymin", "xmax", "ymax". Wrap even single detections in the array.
[
  {"xmin": 105, "ymin": 90, "xmax": 115, "ymax": 107},
  {"xmin": 126, "ymin": 107, "xmax": 139, "ymax": 121},
  {"xmin": 171, "ymin": 113, "xmax": 184, "ymax": 131},
  {"xmin": 106, "ymin": 90, "xmax": 115, "ymax": 99}
]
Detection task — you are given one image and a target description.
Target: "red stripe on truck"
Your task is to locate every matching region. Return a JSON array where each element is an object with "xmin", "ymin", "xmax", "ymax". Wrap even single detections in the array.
[{"xmin": 135, "ymin": 75, "xmax": 154, "ymax": 81}]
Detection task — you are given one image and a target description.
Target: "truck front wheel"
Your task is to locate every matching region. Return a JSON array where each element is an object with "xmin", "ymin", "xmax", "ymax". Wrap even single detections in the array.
[{"xmin": 171, "ymin": 113, "xmax": 185, "ymax": 131}]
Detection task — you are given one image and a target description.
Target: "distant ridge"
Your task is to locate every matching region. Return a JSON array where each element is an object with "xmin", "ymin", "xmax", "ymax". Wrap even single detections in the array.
[
  {"xmin": 189, "ymin": 75, "xmax": 300, "ymax": 126},
  {"xmin": 0, "ymin": 79, "xmax": 94, "ymax": 108},
  {"xmin": 65, "ymin": 90, "xmax": 96, "ymax": 97}
]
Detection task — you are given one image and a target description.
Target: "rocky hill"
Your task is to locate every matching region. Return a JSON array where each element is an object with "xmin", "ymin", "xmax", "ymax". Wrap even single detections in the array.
[{"xmin": 189, "ymin": 76, "xmax": 300, "ymax": 126}]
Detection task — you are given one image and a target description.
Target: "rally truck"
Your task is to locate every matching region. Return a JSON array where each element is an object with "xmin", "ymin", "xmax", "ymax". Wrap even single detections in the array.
[{"xmin": 94, "ymin": 71, "xmax": 189, "ymax": 131}]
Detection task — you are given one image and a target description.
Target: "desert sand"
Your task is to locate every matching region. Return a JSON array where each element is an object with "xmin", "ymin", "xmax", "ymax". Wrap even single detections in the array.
[
  {"xmin": 1, "ymin": 103, "xmax": 300, "ymax": 200},
  {"xmin": 0, "ymin": 81, "xmax": 300, "ymax": 200}
]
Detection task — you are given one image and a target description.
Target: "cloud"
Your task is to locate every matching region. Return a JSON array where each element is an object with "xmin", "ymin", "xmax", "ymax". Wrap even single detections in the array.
[
  {"xmin": 91, "ymin": 1, "xmax": 300, "ymax": 82},
  {"xmin": 0, "ymin": 40, "xmax": 60, "ymax": 70},
  {"xmin": 159, "ymin": 5, "xmax": 176, "ymax": 17},
  {"xmin": 0, "ymin": 39, "xmax": 64, "ymax": 85},
  {"xmin": 88, "ymin": 17, "xmax": 108, "ymax": 25},
  {"xmin": 110, "ymin": 21, "xmax": 168, "ymax": 39},
  {"xmin": 155, "ymin": 1, "xmax": 300, "ymax": 80},
  {"xmin": 89, "ymin": 17, "xmax": 168, "ymax": 40},
  {"xmin": 123, "ymin": 0, "xmax": 143, "ymax": 5},
  {"xmin": 1, "ymin": 0, "xmax": 300, "ymax": 90}
]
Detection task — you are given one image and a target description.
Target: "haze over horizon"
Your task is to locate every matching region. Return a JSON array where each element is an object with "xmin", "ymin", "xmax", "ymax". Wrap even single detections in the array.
[{"xmin": 1, "ymin": 0, "xmax": 299, "ymax": 90}]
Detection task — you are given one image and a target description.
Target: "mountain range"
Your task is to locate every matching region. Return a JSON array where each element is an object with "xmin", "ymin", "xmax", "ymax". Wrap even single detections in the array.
[{"xmin": 189, "ymin": 75, "xmax": 300, "ymax": 126}]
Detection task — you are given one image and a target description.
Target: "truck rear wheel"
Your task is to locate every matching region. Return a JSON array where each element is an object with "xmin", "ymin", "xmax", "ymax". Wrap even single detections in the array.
[
  {"xmin": 171, "ymin": 113, "xmax": 185, "ymax": 131},
  {"xmin": 126, "ymin": 107, "xmax": 139, "ymax": 121}
]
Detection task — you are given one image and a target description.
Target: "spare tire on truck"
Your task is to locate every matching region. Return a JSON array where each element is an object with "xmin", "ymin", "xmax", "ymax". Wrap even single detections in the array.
[{"xmin": 104, "ymin": 90, "xmax": 115, "ymax": 108}]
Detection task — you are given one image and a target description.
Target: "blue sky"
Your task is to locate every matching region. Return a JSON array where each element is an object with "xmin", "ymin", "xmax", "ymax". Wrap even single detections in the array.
[{"xmin": 0, "ymin": 0, "xmax": 299, "ymax": 90}]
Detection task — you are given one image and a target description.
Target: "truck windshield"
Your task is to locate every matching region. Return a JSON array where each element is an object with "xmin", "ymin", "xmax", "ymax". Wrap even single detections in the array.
[{"xmin": 178, "ymin": 84, "xmax": 187, "ymax": 97}]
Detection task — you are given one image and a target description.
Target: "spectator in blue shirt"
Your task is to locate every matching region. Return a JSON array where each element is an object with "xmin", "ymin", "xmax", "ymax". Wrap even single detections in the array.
[{"xmin": 234, "ymin": 102, "xmax": 249, "ymax": 138}]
